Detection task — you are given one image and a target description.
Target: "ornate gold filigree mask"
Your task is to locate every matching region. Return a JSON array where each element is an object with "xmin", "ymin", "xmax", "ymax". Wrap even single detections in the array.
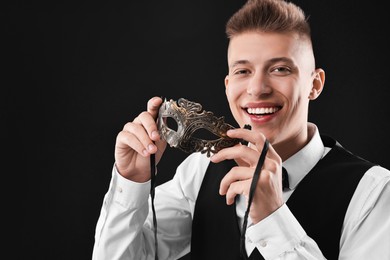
[{"xmin": 157, "ymin": 98, "xmax": 240, "ymax": 157}]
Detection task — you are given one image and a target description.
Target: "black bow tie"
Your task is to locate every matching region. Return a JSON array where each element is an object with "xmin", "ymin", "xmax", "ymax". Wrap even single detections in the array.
[{"xmin": 282, "ymin": 167, "xmax": 290, "ymax": 190}]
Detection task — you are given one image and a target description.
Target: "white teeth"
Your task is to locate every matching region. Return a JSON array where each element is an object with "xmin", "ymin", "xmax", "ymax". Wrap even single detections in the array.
[{"xmin": 247, "ymin": 107, "xmax": 280, "ymax": 115}]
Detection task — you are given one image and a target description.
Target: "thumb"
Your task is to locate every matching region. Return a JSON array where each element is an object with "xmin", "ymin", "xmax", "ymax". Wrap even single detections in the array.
[{"xmin": 147, "ymin": 96, "xmax": 163, "ymax": 119}]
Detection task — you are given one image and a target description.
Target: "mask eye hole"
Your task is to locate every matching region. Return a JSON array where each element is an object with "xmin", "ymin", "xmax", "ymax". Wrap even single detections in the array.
[
  {"xmin": 164, "ymin": 117, "xmax": 178, "ymax": 132},
  {"xmin": 192, "ymin": 128, "xmax": 221, "ymax": 141}
]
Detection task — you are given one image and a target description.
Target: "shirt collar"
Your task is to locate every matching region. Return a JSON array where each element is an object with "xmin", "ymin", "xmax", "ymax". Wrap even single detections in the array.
[{"xmin": 282, "ymin": 123, "xmax": 325, "ymax": 190}]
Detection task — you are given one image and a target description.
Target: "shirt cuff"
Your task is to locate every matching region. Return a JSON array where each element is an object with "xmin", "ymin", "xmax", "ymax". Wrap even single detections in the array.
[
  {"xmin": 111, "ymin": 166, "xmax": 151, "ymax": 209},
  {"xmin": 246, "ymin": 204, "xmax": 306, "ymax": 259}
]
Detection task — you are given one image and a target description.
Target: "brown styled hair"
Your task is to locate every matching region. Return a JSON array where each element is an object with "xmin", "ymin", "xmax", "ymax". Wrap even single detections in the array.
[{"xmin": 226, "ymin": 0, "xmax": 311, "ymax": 40}]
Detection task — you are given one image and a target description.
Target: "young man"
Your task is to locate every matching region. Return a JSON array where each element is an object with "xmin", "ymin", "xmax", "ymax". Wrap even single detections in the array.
[{"xmin": 93, "ymin": 0, "xmax": 390, "ymax": 259}]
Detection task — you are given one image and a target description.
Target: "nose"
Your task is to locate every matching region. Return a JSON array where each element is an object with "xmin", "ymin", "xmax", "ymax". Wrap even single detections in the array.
[{"xmin": 246, "ymin": 72, "xmax": 272, "ymax": 96}]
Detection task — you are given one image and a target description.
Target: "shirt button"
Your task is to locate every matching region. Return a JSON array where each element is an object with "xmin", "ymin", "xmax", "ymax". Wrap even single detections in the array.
[
  {"xmin": 246, "ymin": 237, "xmax": 253, "ymax": 244},
  {"xmin": 117, "ymin": 187, "xmax": 123, "ymax": 193},
  {"xmin": 259, "ymin": 240, "xmax": 267, "ymax": 247}
]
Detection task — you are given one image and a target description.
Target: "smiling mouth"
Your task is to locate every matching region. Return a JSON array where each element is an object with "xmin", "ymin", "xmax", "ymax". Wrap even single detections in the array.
[{"xmin": 245, "ymin": 106, "xmax": 281, "ymax": 116}]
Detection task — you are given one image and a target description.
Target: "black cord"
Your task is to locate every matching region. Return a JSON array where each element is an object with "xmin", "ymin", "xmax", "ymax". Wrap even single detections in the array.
[
  {"xmin": 150, "ymin": 152, "xmax": 159, "ymax": 260},
  {"xmin": 240, "ymin": 139, "xmax": 269, "ymax": 259}
]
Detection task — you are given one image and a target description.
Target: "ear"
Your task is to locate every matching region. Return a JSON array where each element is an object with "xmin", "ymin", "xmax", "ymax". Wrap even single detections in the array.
[
  {"xmin": 224, "ymin": 75, "xmax": 229, "ymax": 89},
  {"xmin": 309, "ymin": 68, "xmax": 325, "ymax": 100},
  {"xmin": 224, "ymin": 75, "xmax": 230, "ymax": 95}
]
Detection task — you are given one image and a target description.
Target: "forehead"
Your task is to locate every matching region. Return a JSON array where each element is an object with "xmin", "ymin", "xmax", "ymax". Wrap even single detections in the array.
[{"xmin": 227, "ymin": 31, "xmax": 314, "ymax": 67}]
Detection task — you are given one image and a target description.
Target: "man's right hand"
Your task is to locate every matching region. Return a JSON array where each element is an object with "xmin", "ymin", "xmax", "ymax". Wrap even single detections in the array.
[{"xmin": 114, "ymin": 96, "xmax": 167, "ymax": 182}]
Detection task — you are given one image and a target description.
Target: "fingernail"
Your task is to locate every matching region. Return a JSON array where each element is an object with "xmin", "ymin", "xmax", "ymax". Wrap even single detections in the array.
[
  {"xmin": 151, "ymin": 131, "xmax": 159, "ymax": 139},
  {"xmin": 142, "ymin": 149, "xmax": 149, "ymax": 156},
  {"xmin": 148, "ymin": 144, "xmax": 155, "ymax": 151}
]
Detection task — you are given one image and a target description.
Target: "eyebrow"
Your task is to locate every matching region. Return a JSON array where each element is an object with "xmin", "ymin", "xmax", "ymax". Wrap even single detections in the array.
[
  {"xmin": 229, "ymin": 60, "xmax": 250, "ymax": 69},
  {"xmin": 229, "ymin": 57, "xmax": 295, "ymax": 69},
  {"xmin": 266, "ymin": 57, "xmax": 294, "ymax": 65}
]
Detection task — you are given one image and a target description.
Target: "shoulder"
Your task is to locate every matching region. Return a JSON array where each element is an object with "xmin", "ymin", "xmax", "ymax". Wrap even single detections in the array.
[
  {"xmin": 342, "ymin": 165, "xmax": 390, "ymax": 246},
  {"xmin": 361, "ymin": 165, "xmax": 390, "ymax": 191},
  {"xmin": 348, "ymin": 165, "xmax": 390, "ymax": 222}
]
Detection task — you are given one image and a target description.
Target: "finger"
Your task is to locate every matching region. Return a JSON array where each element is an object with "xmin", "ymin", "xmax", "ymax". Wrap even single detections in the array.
[
  {"xmin": 226, "ymin": 128, "xmax": 266, "ymax": 147},
  {"xmin": 219, "ymin": 166, "xmax": 253, "ymax": 195},
  {"xmin": 147, "ymin": 96, "xmax": 163, "ymax": 118},
  {"xmin": 132, "ymin": 96, "xmax": 163, "ymax": 140},
  {"xmin": 122, "ymin": 122, "xmax": 157, "ymax": 155},
  {"xmin": 133, "ymin": 111, "xmax": 161, "ymax": 142},
  {"xmin": 116, "ymin": 130, "xmax": 148, "ymax": 157},
  {"xmin": 146, "ymin": 96, "xmax": 163, "ymax": 141},
  {"xmin": 219, "ymin": 156, "xmax": 280, "ymax": 196},
  {"xmin": 210, "ymin": 145, "xmax": 259, "ymax": 165},
  {"xmin": 225, "ymin": 179, "xmax": 251, "ymax": 205}
]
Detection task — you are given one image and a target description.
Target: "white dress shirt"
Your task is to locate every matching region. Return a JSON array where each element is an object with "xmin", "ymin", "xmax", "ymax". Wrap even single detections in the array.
[{"xmin": 92, "ymin": 124, "xmax": 390, "ymax": 259}]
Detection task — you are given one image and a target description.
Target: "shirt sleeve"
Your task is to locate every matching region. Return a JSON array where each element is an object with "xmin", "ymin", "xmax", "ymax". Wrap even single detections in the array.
[
  {"xmin": 246, "ymin": 204, "xmax": 326, "ymax": 259},
  {"xmin": 92, "ymin": 165, "xmax": 152, "ymax": 260},
  {"xmin": 339, "ymin": 165, "xmax": 390, "ymax": 260},
  {"xmin": 92, "ymin": 162, "xmax": 195, "ymax": 260}
]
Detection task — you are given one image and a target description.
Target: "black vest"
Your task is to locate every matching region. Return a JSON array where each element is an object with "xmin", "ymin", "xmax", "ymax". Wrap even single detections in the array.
[{"xmin": 190, "ymin": 135, "xmax": 375, "ymax": 260}]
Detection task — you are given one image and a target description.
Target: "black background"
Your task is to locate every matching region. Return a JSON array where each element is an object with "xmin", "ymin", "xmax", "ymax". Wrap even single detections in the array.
[{"xmin": 4, "ymin": 1, "xmax": 390, "ymax": 259}]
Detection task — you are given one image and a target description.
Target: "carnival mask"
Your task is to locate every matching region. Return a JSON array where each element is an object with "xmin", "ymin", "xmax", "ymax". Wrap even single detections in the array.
[{"xmin": 157, "ymin": 98, "xmax": 241, "ymax": 157}]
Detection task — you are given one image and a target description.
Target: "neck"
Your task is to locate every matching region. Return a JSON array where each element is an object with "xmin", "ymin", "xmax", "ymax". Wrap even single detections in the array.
[{"xmin": 273, "ymin": 123, "xmax": 315, "ymax": 161}]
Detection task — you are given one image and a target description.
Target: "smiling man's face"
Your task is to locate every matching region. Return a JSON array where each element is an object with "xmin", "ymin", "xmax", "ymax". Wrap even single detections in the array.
[{"xmin": 225, "ymin": 31, "xmax": 323, "ymax": 158}]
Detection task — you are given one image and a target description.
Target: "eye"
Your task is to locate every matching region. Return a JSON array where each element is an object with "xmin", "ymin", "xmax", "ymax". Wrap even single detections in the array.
[
  {"xmin": 233, "ymin": 69, "xmax": 250, "ymax": 75},
  {"xmin": 271, "ymin": 66, "xmax": 292, "ymax": 75}
]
